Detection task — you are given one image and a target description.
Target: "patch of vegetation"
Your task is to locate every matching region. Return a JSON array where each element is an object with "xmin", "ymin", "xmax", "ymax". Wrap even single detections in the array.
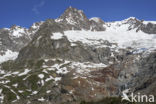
[
  {"xmin": 7, "ymin": 75, "xmax": 27, "ymax": 90},
  {"xmin": 22, "ymin": 91, "xmax": 31, "ymax": 97},
  {"xmin": 80, "ymin": 97, "xmax": 136, "ymax": 104},
  {"xmin": 26, "ymin": 74, "xmax": 40, "ymax": 90},
  {"xmin": 27, "ymin": 59, "xmax": 35, "ymax": 68},
  {"xmin": 1, "ymin": 60, "xmax": 15, "ymax": 71},
  {"xmin": 34, "ymin": 59, "xmax": 45, "ymax": 69},
  {"xmin": 55, "ymin": 59, "xmax": 63, "ymax": 64},
  {"xmin": 0, "ymin": 85, "xmax": 17, "ymax": 103}
]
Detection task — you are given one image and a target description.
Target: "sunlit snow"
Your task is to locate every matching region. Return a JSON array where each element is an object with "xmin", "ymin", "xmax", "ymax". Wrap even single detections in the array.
[
  {"xmin": 0, "ymin": 50, "xmax": 18, "ymax": 64},
  {"xmin": 63, "ymin": 29, "xmax": 156, "ymax": 49},
  {"xmin": 51, "ymin": 32, "xmax": 64, "ymax": 40},
  {"xmin": 18, "ymin": 69, "xmax": 31, "ymax": 76}
]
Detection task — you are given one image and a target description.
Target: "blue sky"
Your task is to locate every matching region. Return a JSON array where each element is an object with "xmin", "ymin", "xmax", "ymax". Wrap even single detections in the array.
[{"xmin": 0, "ymin": 0, "xmax": 156, "ymax": 28}]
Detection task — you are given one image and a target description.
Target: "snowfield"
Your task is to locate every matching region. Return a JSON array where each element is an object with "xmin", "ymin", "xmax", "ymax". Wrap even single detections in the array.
[
  {"xmin": 0, "ymin": 50, "xmax": 18, "ymax": 64},
  {"xmin": 63, "ymin": 28, "xmax": 156, "ymax": 49}
]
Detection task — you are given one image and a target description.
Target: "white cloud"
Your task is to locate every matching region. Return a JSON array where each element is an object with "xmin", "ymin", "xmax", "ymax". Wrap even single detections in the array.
[{"xmin": 32, "ymin": 0, "xmax": 45, "ymax": 14}]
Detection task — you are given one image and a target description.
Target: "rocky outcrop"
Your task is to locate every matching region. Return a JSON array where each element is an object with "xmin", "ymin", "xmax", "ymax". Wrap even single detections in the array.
[
  {"xmin": 0, "ymin": 21, "xmax": 43, "ymax": 64},
  {"xmin": 16, "ymin": 33, "xmax": 113, "ymax": 66},
  {"xmin": 141, "ymin": 23, "xmax": 156, "ymax": 34},
  {"xmin": 127, "ymin": 51, "xmax": 156, "ymax": 95},
  {"xmin": 15, "ymin": 17, "xmax": 109, "ymax": 65},
  {"xmin": 0, "ymin": 27, "xmax": 30, "ymax": 52}
]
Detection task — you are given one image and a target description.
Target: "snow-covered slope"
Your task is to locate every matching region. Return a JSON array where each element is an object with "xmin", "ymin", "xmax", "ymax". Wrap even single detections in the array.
[
  {"xmin": 143, "ymin": 21, "xmax": 156, "ymax": 25},
  {"xmin": 53, "ymin": 27, "xmax": 156, "ymax": 50}
]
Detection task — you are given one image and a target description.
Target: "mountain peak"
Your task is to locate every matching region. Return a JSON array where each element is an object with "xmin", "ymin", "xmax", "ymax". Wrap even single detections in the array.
[
  {"xmin": 123, "ymin": 17, "xmax": 140, "ymax": 23},
  {"xmin": 65, "ymin": 6, "xmax": 83, "ymax": 13},
  {"xmin": 58, "ymin": 7, "xmax": 88, "ymax": 25}
]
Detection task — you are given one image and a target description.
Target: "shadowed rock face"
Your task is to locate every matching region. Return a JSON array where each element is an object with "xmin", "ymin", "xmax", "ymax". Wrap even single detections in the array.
[
  {"xmin": 0, "ymin": 28, "xmax": 30, "ymax": 52},
  {"xmin": 15, "ymin": 17, "xmax": 109, "ymax": 64},
  {"xmin": 128, "ymin": 51, "xmax": 156, "ymax": 95},
  {"xmin": 16, "ymin": 32, "xmax": 112, "ymax": 66},
  {"xmin": 126, "ymin": 18, "xmax": 143, "ymax": 31},
  {"xmin": 141, "ymin": 23, "xmax": 156, "ymax": 34},
  {"xmin": 126, "ymin": 18, "xmax": 156, "ymax": 34}
]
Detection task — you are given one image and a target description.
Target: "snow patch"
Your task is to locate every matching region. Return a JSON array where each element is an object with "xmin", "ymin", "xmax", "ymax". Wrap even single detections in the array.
[
  {"xmin": 51, "ymin": 33, "xmax": 63, "ymax": 40},
  {"xmin": 71, "ymin": 62, "xmax": 107, "ymax": 74},
  {"xmin": 38, "ymin": 74, "xmax": 44, "ymax": 79},
  {"xmin": 31, "ymin": 91, "xmax": 38, "ymax": 95},
  {"xmin": 0, "ymin": 50, "xmax": 18, "ymax": 64},
  {"xmin": 18, "ymin": 90, "xmax": 24, "ymax": 93},
  {"xmin": 90, "ymin": 17, "xmax": 101, "ymax": 23},
  {"xmin": 46, "ymin": 90, "xmax": 51, "ymax": 93},
  {"xmin": 18, "ymin": 69, "xmax": 31, "ymax": 76},
  {"xmin": 66, "ymin": 17, "xmax": 77, "ymax": 25},
  {"xmin": 11, "ymin": 27, "xmax": 25, "ymax": 37},
  {"xmin": 31, "ymin": 21, "xmax": 44, "ymax": 34},
  {"xmin": 54, "ymin": 77, "xmax": 61, "ymax": 81},
  {"xmin": 38, "ymin": 97, "xmax": 45, "ymax": 102},
  {"xmin": 12, "ymin": 83, "xmax": 18, "ymax": 88},
  {"xmin": 45, "ymin": 76, "xmax": 54, "ymax": 82},
  {"xmin": 56, "ymin": 67, "xmax": 69, "ymax": 74}
]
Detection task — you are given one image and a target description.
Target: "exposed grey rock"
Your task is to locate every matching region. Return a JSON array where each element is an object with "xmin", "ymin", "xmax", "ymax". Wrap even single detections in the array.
[
  {"xmin": 128, "ymin": 51, "xmax": 156, "ymax": 95},
  {"xmin": 0, "ymin": 27, "xmax": 30, "ymax": 52},
  {"xmin": 56, "ymin": 7, "xmax": 106, "ymax": 31},
  {"xmin": 141, "ymin": 23, "xmax": 156, "ymax": 34},
  {"xmin": 123, "ymin": 17, "xmax": 156, "ymax": 34},
  {"xmin": 16, "ymin": 32, "xmax": 112, "ymax": 65}
]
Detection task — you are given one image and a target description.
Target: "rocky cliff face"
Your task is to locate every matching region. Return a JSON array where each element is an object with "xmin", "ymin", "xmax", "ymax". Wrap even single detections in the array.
[
  {"xmin": 0, "ymin": 22, "xmax": 43, "ymax": 64},
  {"xmin": 141, "ymin": 22, "xmax": 156, "ymax": 34},
  {"xmin": 0, "ymin": 7, "xmax": 156, "ymax": 104}
]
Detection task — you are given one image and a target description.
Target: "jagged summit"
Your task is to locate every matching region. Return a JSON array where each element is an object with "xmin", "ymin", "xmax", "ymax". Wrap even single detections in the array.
[
  {"xmin": 59, "ymin": 6, "xmax": 87, "ymax": 22},
  {"xmin": 55, "ymin": 6, "xmax": 90, "ymax": 30},
  {"xmin": 123, "ymin": 17, "xmax": 142, "ymax": 24},
  {"xmin": 124, "ymin": 17, "xmax": 138, "ymax": 21},
  {"xmin": 54, "ymin": 6, "xmax": 106, "ymax": 31}
]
